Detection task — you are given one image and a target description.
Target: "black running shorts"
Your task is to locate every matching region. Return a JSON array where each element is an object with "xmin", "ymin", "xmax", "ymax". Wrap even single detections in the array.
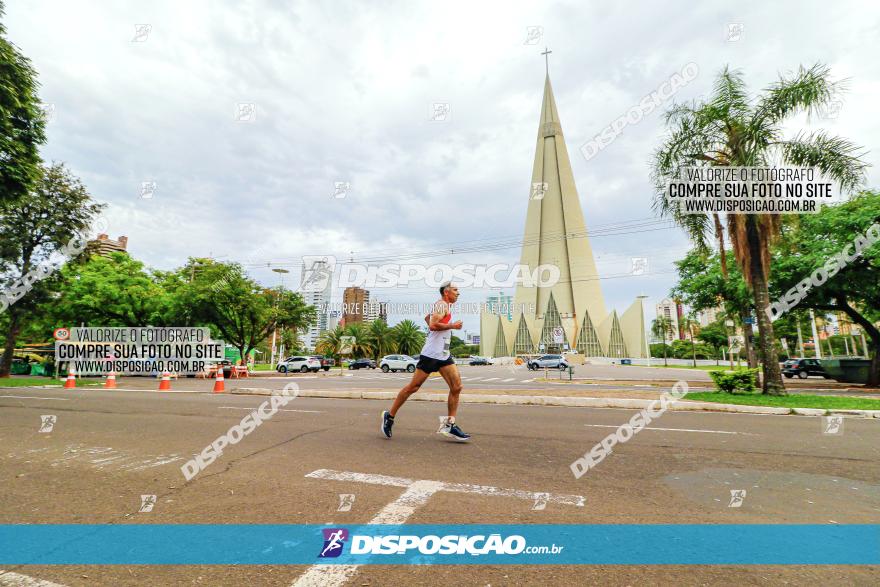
[{"xmin": 416, "ymin": 355, "xmax": 455, "ymax": 374}]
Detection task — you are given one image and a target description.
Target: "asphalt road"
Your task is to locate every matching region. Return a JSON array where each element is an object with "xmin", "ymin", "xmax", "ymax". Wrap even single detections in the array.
[
  {"xmin": 1, "ymin": 385, "xmax": 878, "ymax": 586},
  {"xmin": 50, "ymin": 363, "xmax": 872, "ymax": 398}
]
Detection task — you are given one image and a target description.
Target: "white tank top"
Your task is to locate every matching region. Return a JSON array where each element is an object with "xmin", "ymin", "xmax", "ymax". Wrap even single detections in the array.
[{"xmin": 420, "ymin": 303, "xmax": 452, "ymax": 360}]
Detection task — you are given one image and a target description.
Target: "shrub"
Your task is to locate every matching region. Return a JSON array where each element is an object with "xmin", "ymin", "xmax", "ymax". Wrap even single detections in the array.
[{"xmin": 709, "ymin": 368, "xmax": 759, "ymax": 394}]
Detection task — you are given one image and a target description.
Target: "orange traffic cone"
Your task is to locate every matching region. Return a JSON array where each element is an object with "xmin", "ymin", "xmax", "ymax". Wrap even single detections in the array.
[
  {"xmin": 212, "ymin": 366, "xmax": 225, "ymax": 393},
  {"xmin": 158, "ymin": 371, "xmax": 172, "ymax": 391},
  {"xmin": 63, "ymin": 366, "xmax": 76, "ymax": 389},
  {"xmin": 104, "ymin": 371, "xmax": 117, "ymax": 389}
]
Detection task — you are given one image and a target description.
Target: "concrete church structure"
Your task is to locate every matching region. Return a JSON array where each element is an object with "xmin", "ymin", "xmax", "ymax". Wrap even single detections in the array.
[{"xmin": 479, "ymin": 60, "xmax": 647, "ymax": 359}]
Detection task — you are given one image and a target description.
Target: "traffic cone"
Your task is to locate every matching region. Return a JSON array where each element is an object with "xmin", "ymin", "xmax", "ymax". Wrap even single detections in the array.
[
  {"xmin": 63, "ymin": 366, "xmax": 76, "ymax": 389},
  {"xmin": 212, "ymin": 367, "xmax": 225, "ymax": 393},
  {"xmin": 104, "ymin": 371, "xmax": 117, "ymax": 389},
  {"xmin": 158, "ymin": 371, "xmax": 172, "ymax": 391}
]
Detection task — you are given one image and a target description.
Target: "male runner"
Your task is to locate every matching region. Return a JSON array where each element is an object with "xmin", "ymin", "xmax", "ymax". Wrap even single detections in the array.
[{"xmin": 380, "ymin": 283, "xmax": 470, "ymax": 441}]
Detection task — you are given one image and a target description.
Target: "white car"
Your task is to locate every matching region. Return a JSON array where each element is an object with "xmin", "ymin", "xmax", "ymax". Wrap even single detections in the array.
[
  {"xmin": 380, "ymin": 354, "xmax": 417, "ymax": 373},
  {"xmin": 277, "ymin": 356, "xmax": 321, "ymax": 373}
]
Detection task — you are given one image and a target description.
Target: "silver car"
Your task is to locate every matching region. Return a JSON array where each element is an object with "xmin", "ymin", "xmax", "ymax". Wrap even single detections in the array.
[{"xmin": 527, "ymin": 354, "xmax": 569, "ymax": 370}]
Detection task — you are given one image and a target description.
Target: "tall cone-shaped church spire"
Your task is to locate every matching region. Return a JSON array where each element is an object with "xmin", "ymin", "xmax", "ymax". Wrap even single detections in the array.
[
  {"xmin": 480, "ymin": 60, "xmax": 646, "ymax": 359},
  {"xmin": 513, "ymin": 72, "xmax": 607, "ymax": 348}
]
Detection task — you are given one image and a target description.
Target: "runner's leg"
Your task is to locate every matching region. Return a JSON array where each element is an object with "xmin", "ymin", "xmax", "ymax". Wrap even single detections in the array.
[
  {"xmin": 389, "ymin": 369, "xmax": 430, "ymax": 417},
  {"xmin": 438, "ymin": 363, "xmax": 463, "ymax": 420}
]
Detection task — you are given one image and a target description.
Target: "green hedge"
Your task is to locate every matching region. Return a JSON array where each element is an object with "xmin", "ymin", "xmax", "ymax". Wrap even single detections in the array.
[{"xmin": 708, "ymin": 368, "xmax": 759, "ymax": 394}]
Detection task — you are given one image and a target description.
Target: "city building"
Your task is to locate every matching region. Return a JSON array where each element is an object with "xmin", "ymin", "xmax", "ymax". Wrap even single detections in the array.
[
  {"xmin": 655, "ymin": 299, "xmax": 684, "ymax": 342},
  {"xmin": 480, "ymin": 64, "xmax": 647, "ymax": 358},
  {"xmin": 300, "ymin": 258, "xmax": 333, "ymax": 350},
  {"xmin": 87, "ymin": 234, "xmax": 128, "ymax": 256},
  {"xmin": 485, "ymin": 292, "xmax": 514, "ymax": 322},
  {"xmin": 342, "ymin": 286, "xmax": 370, "ymax": 325}
]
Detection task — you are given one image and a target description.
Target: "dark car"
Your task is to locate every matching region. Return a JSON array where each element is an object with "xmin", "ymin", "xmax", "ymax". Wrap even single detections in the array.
[
  {"xmin": 782, "ymin": 358, "xmax": 827, "ymax": 379},
  {"xmin": 311, "ymin": 356, "xmax": 336, "ymax": 372},
  {"xmin": 468, "ymin": 356, "xmax": 489, "ymax": 366},
  {"xmin": 348, "ymin": 358, "xmax": 376, "ymax": 370}
]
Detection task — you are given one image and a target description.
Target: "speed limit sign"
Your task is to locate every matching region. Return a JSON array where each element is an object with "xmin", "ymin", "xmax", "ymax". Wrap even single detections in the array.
[{"xmin": 53, "ymin": 327, "xmax": 70, "ymax": 341}]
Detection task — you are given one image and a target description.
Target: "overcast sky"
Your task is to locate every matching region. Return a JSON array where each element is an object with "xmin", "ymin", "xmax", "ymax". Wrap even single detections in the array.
[{"xmin": 7, "ymin": 0, "xmax": 880, "ymax": 335}]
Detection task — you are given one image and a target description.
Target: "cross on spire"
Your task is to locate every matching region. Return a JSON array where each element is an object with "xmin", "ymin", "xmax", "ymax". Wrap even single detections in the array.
[{"xmin": 541, "ymin": 46, "xmax": 552, "ymax": 76}]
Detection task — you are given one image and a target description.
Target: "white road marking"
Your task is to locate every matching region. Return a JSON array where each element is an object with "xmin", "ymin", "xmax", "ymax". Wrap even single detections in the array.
[
  {"xmin": 584, "ymin": 424, "xmax": 755, "ymax": 435},
  {"xmin": 522, "ymin": 378, "xmax": 534, "ymax": 383},
  {"xmin": 217, "ymin": 407, "xmax": 324, "ymax": 414},
  {"xmin": 0, "ymin": 569, "xmax": 67, "ymax": 586},
  {"xmin": 482, "ymin": 377, "xmax": 499, "ymax": 381},
  {"xmin": 501, "ymin": 378, "xmax": 515, "ymax": 382},
  {"xmin": 293, "ymin": 470, "xmax": 584, "ymax": 586},
  {"xmin": 0, "ymin": 395, "xmax": 69, "ymax": 401}
]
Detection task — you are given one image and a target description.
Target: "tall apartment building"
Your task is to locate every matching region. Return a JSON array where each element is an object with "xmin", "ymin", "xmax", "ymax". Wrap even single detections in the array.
[
  {"xmin": 485, "ymin": 292, "xmax": 513, "ymax": 321},
  {"xmin": 654, "ymin": 298, "xmax": 683, "ymax": 342},
  {"xmin": 342, "ymin": 286, "xmax": 370, "ymax": 325},
  {"xmin": 300, "ymin": 258, "xmax": 333, "ymax": 350}
]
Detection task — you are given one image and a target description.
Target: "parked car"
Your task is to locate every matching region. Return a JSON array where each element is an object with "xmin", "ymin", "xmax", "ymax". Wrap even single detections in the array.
[
  {"xmin": 348, "ymin": 358, "xmax": 376, "ymax": 370},
  {"xmin": 468, "ymin": 356, "xmax": 489, "ymax": 366},
  {"xmin": 782, "ymin": 358, "xmax": 827, "ymax": 379},
  {"xmin": 277, "ymin": 356, "xmax": 321, "ymax": 373},
  {"xmin": 380, "ymin": 354, "xmax": 417, "ymax": 373},
  {"xmin": 311, "ymin": 355, "xmax": 335, "ymax": 371},
  {"xmin": 527, "ymin": 354, "xmax": 569, "ymax": 370}
]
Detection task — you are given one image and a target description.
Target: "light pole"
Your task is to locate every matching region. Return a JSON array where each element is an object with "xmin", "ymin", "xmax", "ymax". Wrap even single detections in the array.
[
  {"xmin": 270, "ymin": 268, "xmax": 289, "ymax": 367},
  {"xmin": 637, "ymin": 295, "xmax": 650, "ymax": 367}
]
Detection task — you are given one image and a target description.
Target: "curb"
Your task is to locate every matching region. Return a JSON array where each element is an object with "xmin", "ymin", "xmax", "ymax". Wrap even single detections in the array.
[{"xmin": 225, "ymin": 388, "xmax": 880, "ymax": 418}]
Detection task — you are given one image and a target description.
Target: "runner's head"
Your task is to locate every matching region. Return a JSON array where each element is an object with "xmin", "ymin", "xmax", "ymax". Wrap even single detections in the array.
[{"xmin": 440, "ymin": 282, "xmax": 459, "ymax": 303}]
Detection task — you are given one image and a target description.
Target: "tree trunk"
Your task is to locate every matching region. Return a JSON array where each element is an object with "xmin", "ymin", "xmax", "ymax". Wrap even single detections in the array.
[
  {"xmin": 745, "ymin": 217, "xmax": 785, "ymax": 395},
  {"xmin": 0, "ymin": 309, "xmax": 23, "ymax": 377},
  {"xmin": 714, "ymin": 214, "xmax": 728, "ymax": 279},
  {"xmin": 740, "ymin": 311, "xmax": 758, "ymax": 369},
  {"xmin": 663, "ymin": 345, "xmax": 668, "ymax": 367},
  {"xmin": 825, "ymin": 297, "xmax": 880, "ymax": 387}
]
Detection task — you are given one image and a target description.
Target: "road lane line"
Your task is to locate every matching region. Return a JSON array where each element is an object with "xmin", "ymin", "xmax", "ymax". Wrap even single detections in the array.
[
  {"xmin": 217, "ymin": 407, "xmax": 324, "ymax": 413},
  {"xmin": 584, "ymin": 424, "xmax": 756, "ymax": 435},
  {"xmin": 0, "ymin": 395, "xmax": 69, "ymax": 401},
  {"xmin": 482, "ymin": 377, "xmax": 499, "ymax": 381},
  {"xmin": 294, "ymin": 471, "xmax": 583, "ymax": 586},
  {"xmin": 291, "ymin": 480, "xmax": 443, "ymax": 587},
  {"xmin": 0, "ymin": 569, "xmax": 67, "ymax": 586}
]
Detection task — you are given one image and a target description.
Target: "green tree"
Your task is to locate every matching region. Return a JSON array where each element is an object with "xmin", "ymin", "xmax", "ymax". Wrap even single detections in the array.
[
  {"xmin": 680, "ymin": 314, "xmax": 699, "ymax": 367},
  {"xmin": 653, "ymin": 64, "xmax": 868, "ymax": 394},
  {"xmin": 366, "ymin": 319, "xmax": 396, "ymax": 361},
  {"xmin": 769, "ymin": 192, "xmax": 880, "ymax": 385},
  {"xmin": 342, "ymin": 322, "xmax": 373, "ymax": 359},
  {"xmin": 670, "ymin": 250, "xmax": 758, "ymax": 367},
  {"xmin": 177, "ymin": 260, "xmax": 315, "ymax": 366},
  {"xmin": 0, "ymin": 163, "xmax": 103, "ymax": 375},
  {"xmin": 50, "ymin": 252, "xmax": 170, "ymax": 326},
  {"xmin": 0, "ymin": 2, "xmax": 46, "ymax": 207},
  {"xmin": 315, "ymin": 326, "xmax": 344, "ymax": 358},
  {"xmin": 696, "ymin": 319, "xmax": 729, "ymax": 364},
  {"xmin": 651, "ymin": 316, "xmax": 674, "ymax": 366},
  {"xmin": 392, "ymin": 319, "xmax": 425, "ymax": 356}
]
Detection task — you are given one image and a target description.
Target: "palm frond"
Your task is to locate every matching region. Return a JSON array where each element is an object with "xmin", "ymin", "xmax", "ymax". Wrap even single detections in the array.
[
  {"xmin": 711, "ymin": 66, "xmax": 750, "ymax": 121},
  {"xmin": 753, "ymin": 63, "xmax": 842, "ymax": 124},
  {"xmin": 776, "ymin": 130, "xmax": 869, "ymax": 193}
]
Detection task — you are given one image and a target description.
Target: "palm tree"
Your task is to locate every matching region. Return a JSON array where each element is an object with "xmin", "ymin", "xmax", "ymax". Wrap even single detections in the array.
[
  {"xmin": 342, "ymin": 323, "xmax": 373, "ymax": 358},
  {"xmin": 651, "ymin": 316, "xmax": 674, "ymax": 366},
  {"xmin": 680, "ymin": 314, "xmax": 699, "ymax": 368},
  {"xmin": 365, "ymin": 319, "xmax": 395, "ymax": 362},
  {"xmin": 652, "ymin": 64, "xmax": 868, "ymax": 395},
  {"xmin": 315, "ymin": 326, "xmax": 344, "ymax": 358},
  {"xmin": 392, "ymin": 319, "xmax": 425, "ymax": 356}
]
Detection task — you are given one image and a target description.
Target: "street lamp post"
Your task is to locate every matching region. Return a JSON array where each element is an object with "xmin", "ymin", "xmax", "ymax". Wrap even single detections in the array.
[
  {"xmin": 637, "ymin": 295, "xmax": 650, "ymax": 367},
  {"xmin": 270, "ymin": 268, "xmax": 290, "ymax": 368}
]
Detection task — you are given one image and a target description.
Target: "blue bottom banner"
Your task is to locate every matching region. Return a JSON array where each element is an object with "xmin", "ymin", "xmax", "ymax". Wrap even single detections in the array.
[{"xmin": 0, "ymin": 524, "xmax": 877, "ymax": 565}]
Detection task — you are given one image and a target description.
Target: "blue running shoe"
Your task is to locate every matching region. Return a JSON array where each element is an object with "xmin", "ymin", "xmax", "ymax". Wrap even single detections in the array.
[
  {"xmin": 381, "ymin": 410, "xmax": 394, "ymax": 438},
  {"xmin": 437, "ymin": 417, "xmax": 471, "ymax": 442}
]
